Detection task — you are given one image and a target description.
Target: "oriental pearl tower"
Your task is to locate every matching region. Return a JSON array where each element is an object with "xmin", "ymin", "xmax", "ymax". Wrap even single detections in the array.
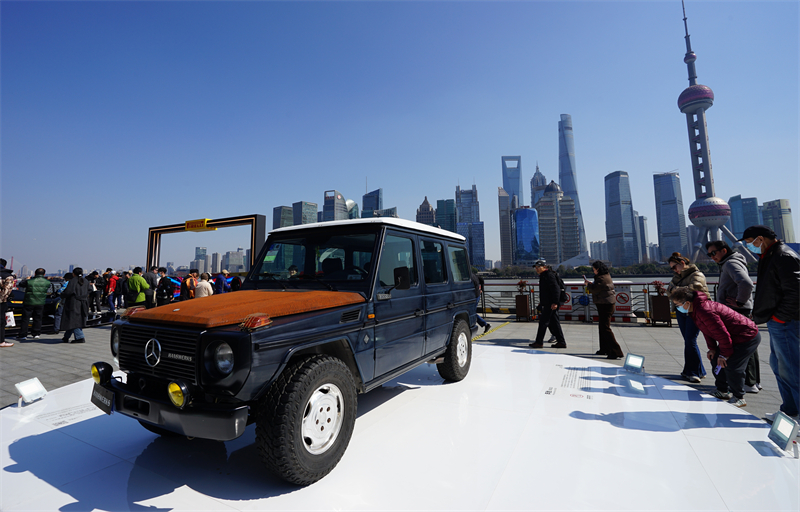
[{"xmin": 676, "ymin": 1, "xmax": 748, "ymax": 261}]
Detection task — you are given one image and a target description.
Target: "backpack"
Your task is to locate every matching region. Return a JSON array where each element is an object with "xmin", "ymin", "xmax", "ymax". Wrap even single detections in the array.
[{"xmin": 555, "ymin": 273, "xmax": 568, "ymax": 304}]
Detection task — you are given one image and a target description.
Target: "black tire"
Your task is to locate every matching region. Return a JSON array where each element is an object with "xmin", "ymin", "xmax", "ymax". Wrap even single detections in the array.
[
  {"xmin": 138, "ymin": 420, "xmax": 181, "ymax": 437},
  {"xmin": 256, "ymin": 355, "xmax": 357, "ymax": 485},
  {"xmin": 437, "ymin": 319, "xmax": 472, "ymax": 382}
]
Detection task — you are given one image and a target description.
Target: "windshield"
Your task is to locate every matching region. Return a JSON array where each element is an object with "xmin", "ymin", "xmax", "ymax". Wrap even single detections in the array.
[{"xmin": 246, "ymin": 230, "xmax": 377, "ymax": 293}]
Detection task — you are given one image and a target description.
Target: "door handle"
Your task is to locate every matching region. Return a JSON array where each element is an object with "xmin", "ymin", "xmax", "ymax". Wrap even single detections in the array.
[{"xmin": 414, "ymin": 309, "xmax": 423, "ymax": 317}]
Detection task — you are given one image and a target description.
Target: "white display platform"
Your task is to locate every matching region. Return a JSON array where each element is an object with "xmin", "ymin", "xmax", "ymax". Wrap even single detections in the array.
[{"xmin": 1, "ymin": 345, "xmax": 797, "ymax": 511}]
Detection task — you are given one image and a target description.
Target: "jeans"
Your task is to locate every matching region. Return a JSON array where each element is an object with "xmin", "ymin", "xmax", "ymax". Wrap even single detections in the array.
[
  {"xmin": 107, "ymin": 294, "xmax": 117, "ymax": 312},
  {"xmin": 63, "ymin": 327, "xmax": 84, "ymax": 341},
  {"xmin": 768, "ymin": 319, "xmax": 800, "ymax": 416},
  {"xmin": 676, "ymin": 310, "xmax": 706, "ymax": 378},
  {"xmin": 53, "ymin": 299, "xmax": 64, "ymax": 331},
  {"xmin": 475, "ymin": 297, "xmax": 486, "ymax": 327}
]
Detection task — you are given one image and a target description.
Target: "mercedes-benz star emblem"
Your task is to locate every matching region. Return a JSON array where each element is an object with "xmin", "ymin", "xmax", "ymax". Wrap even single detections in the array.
[{"xmin": 145, "ymin": 338, "xmax": 162, "ymax": 367}]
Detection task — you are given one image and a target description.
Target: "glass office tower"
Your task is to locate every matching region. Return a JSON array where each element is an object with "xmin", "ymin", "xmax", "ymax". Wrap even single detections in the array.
[
  {"xmin": 273, "ymin": 206, "xmax": 293, "ymax": 229},
  {"xmin": 456, "ymin": 222, "xmax": 486, "ymax": 270},
  {"xmin": 728, "ymin": 195, "xmax": 762, "ymax": 238},
  {"xmin": 323, "ymin": 190, "xmax": 348, "ymax": 221},
  {"xmin": 514, "ymin": 207, "xmax": 539, "ymax": 266},
  {"xmin": 605, "ymin": 171, "xmax": 639, "ymax": 267},
  {"xmin": 558, "ymin": 114, "xmax": 587, "ymax": 253},
  {"xmin": 502, "ymin": 156, "xmax": 523, "ymax": 208},
  {"xmin": 653, "ymin": 172, "xmax": 688, "ymax": 260},
  {"xmin": 498, "ymin": 188, "xmax": 514, "ymax": 268},
  {"xmin": 292, "ymin": 201, "xmax": 318, "ymax": 225},
  {"xmin": 436, "ymin": 199, "xmax": 458, "ymax": 233}
]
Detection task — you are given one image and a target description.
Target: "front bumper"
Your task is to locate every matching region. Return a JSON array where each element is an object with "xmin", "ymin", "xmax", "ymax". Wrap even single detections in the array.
[{"xmin": 96, "ymin": 376, "xmax": 249, "ymax": 441}]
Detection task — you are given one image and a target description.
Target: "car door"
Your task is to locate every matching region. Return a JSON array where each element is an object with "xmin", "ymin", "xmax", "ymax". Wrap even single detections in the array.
[
  {"xmin": 373, "ymin": 231, "xmax": 425, "ymax": 376},
  {"xmin": 420, "ymin": 238, "xmax": 451, "ymax": 354}
]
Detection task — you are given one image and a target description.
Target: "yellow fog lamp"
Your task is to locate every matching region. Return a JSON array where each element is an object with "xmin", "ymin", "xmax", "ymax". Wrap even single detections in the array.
[
  {"xmin": 91, "ymin": 362, "xmax": 113, "ymax": 385},
  {"xmin": 240, "ymin": 313, "xmax": 272, "ymax": 332},
  {"xmin": 167, "ymin": 381, "xmax": 190, "ymax": 409}
]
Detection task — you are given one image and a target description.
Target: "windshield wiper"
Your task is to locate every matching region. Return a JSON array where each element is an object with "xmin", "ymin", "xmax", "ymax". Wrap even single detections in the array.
[
  {"xmin": 297, "ymin": 274, "xmax": 335, "ymax": 291},
  {"xmin": 255, "ymin": 272, "xmax": 287, "ymax": 290}
]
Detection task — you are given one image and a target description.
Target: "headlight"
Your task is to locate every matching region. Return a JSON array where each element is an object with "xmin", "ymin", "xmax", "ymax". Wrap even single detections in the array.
[
  {"xmin": 110, "ymin": 329, "xmax": 120, "ymax": 357},
  {"xmin": 168, "ymin": 381, "xmax": 190, "ymax": 409},
  {"xmin": 91, "ymin": 362, "xmax": 113, "ymax": 385},
  {"xmin": 214, "ymin": 343, "xmax": 234, "ymax": 376}
]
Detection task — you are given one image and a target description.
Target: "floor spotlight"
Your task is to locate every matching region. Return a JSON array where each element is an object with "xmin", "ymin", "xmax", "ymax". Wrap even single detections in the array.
[{"xmin": 15, "ymin": 377, "xmax": 47, "ymax": 407}]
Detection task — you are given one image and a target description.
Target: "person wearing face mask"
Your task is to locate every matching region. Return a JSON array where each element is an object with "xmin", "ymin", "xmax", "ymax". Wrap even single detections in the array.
[
  {"xmin": 667, "ymin": 252, "xmax": 709, "ymax": 383},
  {"xmin": 669, "ymin": 286, "xmax": 761, "ymax": 408},
  {"xmin": 740, "ymin": 225, "xmax": 800, "ymax": 422}
]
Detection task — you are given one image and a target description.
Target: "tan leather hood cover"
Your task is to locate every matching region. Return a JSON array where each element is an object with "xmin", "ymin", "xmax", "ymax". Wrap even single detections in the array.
[{"xmin": 127, "ymin": 290, "xmax": 365, "ymax": 329}]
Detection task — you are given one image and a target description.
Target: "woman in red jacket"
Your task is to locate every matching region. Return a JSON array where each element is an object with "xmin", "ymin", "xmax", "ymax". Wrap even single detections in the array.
[{"xmin": 670, "ymin": 286, "xmax": 761, "ymax": 408}]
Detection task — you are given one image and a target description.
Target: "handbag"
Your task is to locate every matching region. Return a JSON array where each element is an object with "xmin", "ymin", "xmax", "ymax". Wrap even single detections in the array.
[{"xmin": 5, "ymin": 311, "xmax": 15, "ymax": 327}]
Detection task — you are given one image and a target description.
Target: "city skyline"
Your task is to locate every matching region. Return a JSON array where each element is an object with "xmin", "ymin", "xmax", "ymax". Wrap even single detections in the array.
[{"xmin": 2, "ymin": 1, "xmax": 797, "ymax": 272}]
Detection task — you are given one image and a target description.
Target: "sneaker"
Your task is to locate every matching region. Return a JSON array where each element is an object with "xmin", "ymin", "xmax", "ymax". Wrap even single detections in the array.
[
  {"xmin": 744, "ymin": 384, "xmax": 760, "ymax": 394},
  {"xmin": 551, "ymin": 341, "xmax": 567, "ymax": 349},
  {"xmin": 16, "ymin": 336, "xmax": 27, "ymax": 341},
  {"xmin": 727, "ymin": 396, "xmax": 746, "ymax": 408},
  {"xmin": 484, "ymin": 323, "xmax": 491, "ymax": 333},
  {"xmin": 72, "ymin": 338, "xmax": 86, "ymax": 344},
  {"xmin": 686, "ymin": 375, "xmax": 701, "ymax": 384},
  {"xmin": 529, "ymin": 341, "xmax": 544, "ymax": 349},
  {"xmin": 711, "ymin": 390, "xmax": 732, "ymax": 400},
  {"xmin": 756, "ymin": 383, "xmax": 763, "ymax": 390},
  {"xmin": 765, "ymin": 412, "xmax": 778, "ymax": 423},
  {"xmin": 33, "ymin": 335, "xmax": 40, "ymax": 339}
]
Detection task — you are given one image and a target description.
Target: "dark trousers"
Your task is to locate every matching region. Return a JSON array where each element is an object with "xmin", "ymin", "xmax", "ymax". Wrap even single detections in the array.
[
  {"xmin": 89, "ymin": 291, "xmax": 103, "ymax": 312},
  {"xmin": 728, "ymin": 306, "xmax": 760, "ymax": 386},
  {"xmin": 18, "ymin": 304, "xmax": 44, "ymax": 337},
  {"xmin": 596, "ymin": 303, "xmax": 623, "ymax": 357},
  {"xmin": 0, "ymin": 302, "xmax": 7, "ymax": 342},
  {"xmin": 535, "ymin": 304, "xmax": 565, "ymax": 343},
  {"xmin": 711, "ymin": 331, "xmax": 762, "ymax": 399},
  {"xmin": 53, "ymin": 298, "xmax": 64, "ymax": 332},
  {"xmin": 677, "ymin": 310, "xmax": 706, "ymax": 378}
]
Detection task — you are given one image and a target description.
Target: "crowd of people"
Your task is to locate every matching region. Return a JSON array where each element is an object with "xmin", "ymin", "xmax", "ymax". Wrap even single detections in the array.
[{"xmin": 0, "ymin": 260, "xmax": 241, "ymax": 347}]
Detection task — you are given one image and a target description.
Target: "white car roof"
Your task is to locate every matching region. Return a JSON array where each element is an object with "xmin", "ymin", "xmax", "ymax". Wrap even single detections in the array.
[{"xmin": 270, "ymin": 217, "xmax": 466, "ymax": 242}]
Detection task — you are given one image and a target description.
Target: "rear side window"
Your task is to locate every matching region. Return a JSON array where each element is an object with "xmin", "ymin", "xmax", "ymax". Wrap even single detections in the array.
[
  {"xmin": 421, "ymin": 240, "xmax": 446, "ymax": 284},
  {"xmin": 447, "ymin": 246, "xmax": 470, "ymax": 282},
  {"xmin": 378, "ymin": 235, "xmax": 419, "ymax": 287}
]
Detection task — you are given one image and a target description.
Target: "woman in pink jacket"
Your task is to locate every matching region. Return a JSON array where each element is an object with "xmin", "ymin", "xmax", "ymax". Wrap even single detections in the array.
[{"xmin": 670, "ymin": 286, "xmax": 761, "ymax": 408}]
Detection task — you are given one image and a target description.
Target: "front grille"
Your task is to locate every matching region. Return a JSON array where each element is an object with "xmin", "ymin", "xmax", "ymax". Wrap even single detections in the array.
[
  {"xmin": 340, "ymin": 309, "xmax": 361, "ymax": 323},
  {"xmin": 118, "ymin": 324, "xmax": 200, "ymax": 384}
]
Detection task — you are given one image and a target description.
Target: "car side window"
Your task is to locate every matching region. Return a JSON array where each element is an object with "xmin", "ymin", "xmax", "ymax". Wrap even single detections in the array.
[
  {"xmin": 378, "ymin": 235, "xmax": 418, "ymax": 287},
  {"xmin": 421, "ymin": 240, "xmax": 446, "ymax": 284},
  {"xmin": 447, "ymin": 245, "xmax": 470, "ymax": 282}
]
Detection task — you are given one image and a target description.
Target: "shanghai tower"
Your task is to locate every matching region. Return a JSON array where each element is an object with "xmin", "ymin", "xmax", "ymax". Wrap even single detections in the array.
[{"xmin": 558, "ymin": 114, "xmax": 587, "ymax": 253}]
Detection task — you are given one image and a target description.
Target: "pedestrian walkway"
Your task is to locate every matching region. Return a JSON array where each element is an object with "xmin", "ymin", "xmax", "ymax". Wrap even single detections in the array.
[{"xmin": 0, "ymin": 315, "xmax": 782, "ymax": 423}]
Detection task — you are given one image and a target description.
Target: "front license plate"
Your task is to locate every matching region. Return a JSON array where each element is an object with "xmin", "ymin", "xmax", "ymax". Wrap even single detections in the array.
[{"xmin": 91, "ymin": 383, "xmax": 114, "ymax": 415}]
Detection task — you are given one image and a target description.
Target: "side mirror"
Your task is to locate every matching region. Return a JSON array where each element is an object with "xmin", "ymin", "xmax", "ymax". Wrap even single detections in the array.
[{"xmin": 393, "ymin": 267, "xmax": 410, "ymax": 290}]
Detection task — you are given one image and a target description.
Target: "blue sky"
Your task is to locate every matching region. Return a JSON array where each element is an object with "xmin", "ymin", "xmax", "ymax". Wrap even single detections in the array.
[{"xmin": 2, "ymin": 0, "xmax": 797, "ymax": 273}]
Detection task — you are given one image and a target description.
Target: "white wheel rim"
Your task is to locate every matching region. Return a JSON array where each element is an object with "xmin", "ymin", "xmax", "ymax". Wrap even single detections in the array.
[
  {"xmin": 456, "ymin": 332, "xmax": 468, "ymax": 367},
  {"xmin": 301, "ymin": 383, "xmax": 344, "ymax": 455}
]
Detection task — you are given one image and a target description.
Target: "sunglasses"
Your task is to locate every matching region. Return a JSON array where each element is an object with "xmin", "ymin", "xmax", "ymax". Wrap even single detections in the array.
[
  {"xmin": 669, "ymin": 263, "xmax": 678, "ymax": 270},
  {"xmin": 707, "ymin": 250, "xmax": 719, "ymax": 258}
]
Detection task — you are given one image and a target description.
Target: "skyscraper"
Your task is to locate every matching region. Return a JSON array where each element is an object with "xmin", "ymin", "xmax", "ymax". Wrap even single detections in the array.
[
  {"xmin": 589, "ymin": 241, "xmax": 608, "ymax": 262},
  {"xmin": 273, "ymin": 206, "xmax": 293, "ymax": 229},
  {"xmin": 536, "ymin": 181, "xmax": 580, "ymax": 265},
  {"xmin": 498, "ymin": 188, "xmax": 514, "ymax": 268},
  {"xmin": 363, "ymin": 188, "xmax": 383, "ymax": 211},
  {"xmin": 502, "ymin": 156, "xmax": 523, "ymax": 208},
  {"xmin": 676, "ymin": 2, "xmax": 738, "ymax": 259},
  {"xmin": 605, "ymin": 171, "xmax": 639, "ymax": 267},
  {"xmin": 455, "ymin": 185, "xmax": 480, "ymax": 223},
  {"xmin": 653, "ymin": 172, "xmax": 688, "ymax": 260},
  {"xmin": 436, "ymin": 199, "xmax": 458, "ymax": 233},
  {"xmin": 530, "ymin": 164, "xmax": 547, "ymax": 211},
  {"xmin": 292, "ymin": 201, "xmax": 318, "ymax": 225},
  {"xmin": 635, "ymin": 212, "xmax": 649, "ymax": 263},
  {"xmin": 514, "ymin": 207, "xmax": 539, "ymax": 266},
  {"xmin": 456, "ymin": 222, "xmax": 486, "ymax": 270},
  {"xmin": 346, "ymin": 199, "xmax": 360, "ymax": 219},
  {"xmin": 728, "ymin": 195, "xmax": 761, "ymax": 238},
  {"xmin": 195, "ymin": 247, "xmax": 207, "ymax": 261},
  {"xmin": 558, "ymin": 114, "xmax": 587, "ymax": 253},
  {"xmin": 416, "ymin": 197, "xmax": 436, "ymax": 225},
  {"xmin": 323, "ymin": 190, "xmax": 348, "ymax": 221},
  {"xmin": 762, "ymin": 199, "xmax": 796, "ymax": 242}
]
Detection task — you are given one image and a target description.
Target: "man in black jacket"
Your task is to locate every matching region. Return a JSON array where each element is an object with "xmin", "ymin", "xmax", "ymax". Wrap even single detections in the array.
[
  {"xmin": 143, "ymin": 266, "xmax": 159, "ymax": 309},
  {"xmin": 529, "ymin": 261, "xmax": 567, "ymax": 349},
  {"xmin": 741, "ymin": 225, "xmax": 800, "ymax": 420}
]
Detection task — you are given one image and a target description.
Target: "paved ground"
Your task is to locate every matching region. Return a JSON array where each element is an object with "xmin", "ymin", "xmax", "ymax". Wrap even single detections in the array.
[{"xmin": 0, "ymin": 314, "xmax": 783, "ymax": 423}]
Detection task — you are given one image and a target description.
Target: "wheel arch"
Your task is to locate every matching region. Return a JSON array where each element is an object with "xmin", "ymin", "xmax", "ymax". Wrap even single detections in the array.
[{"xmin": 285, "ymin": 338, "xmax": 365, "ymax": 392}]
